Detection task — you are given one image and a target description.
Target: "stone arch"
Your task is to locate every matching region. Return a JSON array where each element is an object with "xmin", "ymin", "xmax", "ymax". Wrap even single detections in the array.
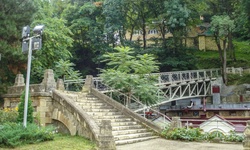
[{"xmin": 51, "ymin": 108, "xmax": 76, "ymax": 135}]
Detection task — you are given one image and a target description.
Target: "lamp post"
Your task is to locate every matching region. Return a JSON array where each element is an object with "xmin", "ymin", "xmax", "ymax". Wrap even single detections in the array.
[{"xmin": 22, "ymin": 25, "xmax": 44, "ymax": 128}]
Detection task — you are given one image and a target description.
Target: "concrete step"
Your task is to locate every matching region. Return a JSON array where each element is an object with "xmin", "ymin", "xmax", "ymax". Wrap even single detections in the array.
[
  {"xmin": 112, "ymin": 124, "xmax": 143, "ymax": 131},
  {"xmin": 97, "ymin": 118, "xmax": 133, "ymax": 122},
  {"xmin": 87, "ymin": 111, "xmax": 123, "ymax": 116},
  {"xmin": 81, "ymin": 105, "xmax": 114, "ymax": 109},
  {"xmin": 92, "ymin": 115, "xmax": 127, "ymax": 119},
  {"xmin": 114, "ymin": 132, "xmax": 154, "ymax": 141},
  {"xmin": 112, "ymin": 129, "xmax": 148, "ymax": 136},
  {"xmin": 76, "ymin": 99, "xmax": 103, "ymax": 103},
  {"xmin": 76, "ymin": 102, "xmax": 107, "ymax": 106},
  {"xmin": 115, "ymin": 136, "xmax": 159, "ymax": 145},
  {"xmin": 84, "ymin": 108, "xmax": 118, "ymax": 112},
  {"xmin": 110, "ymin": 121, "xmax": 138, "ymax": 126}
]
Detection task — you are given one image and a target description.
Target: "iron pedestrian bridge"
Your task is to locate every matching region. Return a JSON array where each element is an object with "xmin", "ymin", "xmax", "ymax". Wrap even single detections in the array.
[{"xmin": 64, "ymin": 69, "xmax": 221, "ymax": 108}]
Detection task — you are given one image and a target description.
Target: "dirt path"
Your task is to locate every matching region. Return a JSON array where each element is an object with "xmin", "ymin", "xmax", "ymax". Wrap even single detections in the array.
[{"xmin": 116, "ymin": 138, "xmax": 243, "ymax": 150}]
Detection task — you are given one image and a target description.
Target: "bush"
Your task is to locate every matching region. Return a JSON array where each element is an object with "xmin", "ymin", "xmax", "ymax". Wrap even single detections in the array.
[
  {"xmin": 224, "ymin": 131, "xmax": 244, "ymax": 142},
  {"xmin": 163, "ymin": 127, "xmax": 203, "ymax": 141},
  {"xmin": 162, "ymin": 127, "xmax": 243, "ymax": 143},
  {"xmin": 0, "ymin": 123, "xmax": 55, "ymax": 148},
  {"xmin": 0, "ymin": 108, "xmax": 18, "ymax": 123},
  {"xmin": 17, "ymin": 91, "xmax": 33, "ymax": 123}
]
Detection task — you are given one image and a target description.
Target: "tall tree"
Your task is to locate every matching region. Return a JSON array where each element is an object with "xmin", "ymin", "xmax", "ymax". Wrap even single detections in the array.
[
  {"xmin": 211, "ymin": 15, "xmax": 235, "ymax": 84},
  {"xmin": 63, "ymin": 1, "xmax": 108, "ymax": 76},
  {"xmin": 30, "ymin": 0, "xmax": 74, "ymax": 82},
  {"xmin": 0, "ymin": 0, "xmax": 36, "ymax": 94}
]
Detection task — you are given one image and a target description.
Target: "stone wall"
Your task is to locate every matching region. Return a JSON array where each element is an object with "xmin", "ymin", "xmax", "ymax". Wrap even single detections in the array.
[{"xmin": 2, "ymin": 69, "xmax": 57, "ymax": 126}]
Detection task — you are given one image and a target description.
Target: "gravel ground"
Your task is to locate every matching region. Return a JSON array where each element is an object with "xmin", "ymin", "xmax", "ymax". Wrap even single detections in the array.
[{"xmin": 116, "ymin": 138, "xmax": 243, "ymax": 150}]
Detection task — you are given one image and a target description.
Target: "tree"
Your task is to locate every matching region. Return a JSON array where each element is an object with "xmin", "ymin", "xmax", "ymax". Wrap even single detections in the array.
[
  {"xmin": 30, "ymin": 0, "xmax": 74, "ymax": 82},
  {"xmin": 17, "ymin": 92, "xmax": 33, "ymax": 124},
  {"xmin": 210, "ymin": 15, "xmax": 235, "ymax": 84},
  {"xmin": 0, "ymin": 0, "xmax": 36, "ymax": 95},
  {"xmin": 63, "ymin": 1, "xmax": 108, "ymax": 76},
  {"xmin": 100, "ymin": 46, "xmax": 159, "ymax": 106}
]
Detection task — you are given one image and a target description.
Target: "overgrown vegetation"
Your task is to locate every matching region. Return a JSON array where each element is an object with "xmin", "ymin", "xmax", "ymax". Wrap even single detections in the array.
[{"xmin": 162, "ymin": 127, "xmax": 244, "ymax": 143}]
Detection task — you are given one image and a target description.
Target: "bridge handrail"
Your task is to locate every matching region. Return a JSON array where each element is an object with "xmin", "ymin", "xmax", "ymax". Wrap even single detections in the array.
[
  {"xmin": 92, "ymin": 78, "xmax": 172, "ymax": 126},
  {"xmin": 150, "ymin": 68, "xmax": 220, "ymax": 85}
]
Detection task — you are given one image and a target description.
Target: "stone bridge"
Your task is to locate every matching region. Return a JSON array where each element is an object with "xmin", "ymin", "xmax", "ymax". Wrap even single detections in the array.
[{"xmin": 2, "ymin": 69, "xmax": 162, "ymax": 150}]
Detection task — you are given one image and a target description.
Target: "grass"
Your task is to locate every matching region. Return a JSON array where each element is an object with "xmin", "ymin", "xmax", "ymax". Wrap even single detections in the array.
[{"xmin": 0, "ymin": 134, "xmax": 96, "ymax": 150}]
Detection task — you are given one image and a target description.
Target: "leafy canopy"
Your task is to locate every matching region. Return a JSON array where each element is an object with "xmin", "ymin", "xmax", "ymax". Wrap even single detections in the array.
[{"xmin": 100, "ymin": 46, "xmax": 159, "ymax": 105}]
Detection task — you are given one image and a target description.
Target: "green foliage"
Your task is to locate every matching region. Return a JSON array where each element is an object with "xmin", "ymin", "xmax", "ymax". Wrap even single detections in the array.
[
  {"xmin": 211, "ymin": 15, "xmax": 235, "ymax": 38},
  {"xmin": 30, "ymin": 0, "xmax": 74, "ymax": 83},
  {"xmin": 0, "ymin": 122, "xmax": 55, "ymax": 148},
  {"xmin": 54, "ymin": 59, "xmax": 82, "ymax": 80},
  {"xmin": 17, "ymin": 92, "xmax": 33, "ymax": 124},
  {"xmin": 164, "ymin": 127, "xmax": 202, "ymax": 141},
  {"xmin": 224, "ymin": 131, "xmax": 244, "ymax": 142},
  {"xmin": 0, "ymin": 0, "xmax": 36, "ymax": 96},
  {"xmin": 162, "ymin": 127, "xmax": 243, "ymax": 143},
  {"xmin": 100, "ymin": 46, "xmax": 159, "ymax": 105},
  {"xmin": 228, "ymin": 73, "xmax": 250, "ymax": 85},
  {"xmin": 0, "ymin": 108, "xmax": 18, "ymax": 124}
]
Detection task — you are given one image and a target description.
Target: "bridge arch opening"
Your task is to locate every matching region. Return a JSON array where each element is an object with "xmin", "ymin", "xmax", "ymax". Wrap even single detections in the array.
[{"xmin": 52, "ymin": 119, "xmax": 70, "ymax": 135}]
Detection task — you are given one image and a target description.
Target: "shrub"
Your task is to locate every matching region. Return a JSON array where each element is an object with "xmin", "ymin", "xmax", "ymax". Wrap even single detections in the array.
[
  {"xmin": 224, "ymin": 131, "xmax": 244, "ymax": 142},
  {"xmin": 0, "ymin": 122, "xmax": 55, "ymax": 148},
  {"xmin": 17, "ymin": 91, "xmax": 33, "ymax": 123},
  {"xmin": 163, "ymin": 127, "xmax": 203, "ymax": 141},
  {"xmin": 162, "ymin": 127, "xmax": 243, "ymax": 143},
  {"xmin": 0, "ymin": 108, "xmax": 18, "ymax": 123}
]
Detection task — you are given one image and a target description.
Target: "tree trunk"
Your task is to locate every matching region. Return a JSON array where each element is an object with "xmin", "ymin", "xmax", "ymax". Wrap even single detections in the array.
[
  {"xmin": 228, "ymin": 31, "xmax": 236, "ymax": 61},
  {"xmin": 142, "ymin": 22, "xmax": 147, "ymax": 49},
  {"xmin": 215, "ymin": 36, "xmax": 227, "ymax": 84},
  {"xmin": 223, "ymin": 39, "xmax": 227, "ymax": 85}
]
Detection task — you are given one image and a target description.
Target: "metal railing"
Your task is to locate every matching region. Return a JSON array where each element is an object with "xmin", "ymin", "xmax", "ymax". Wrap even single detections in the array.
[
  {"xmin": 92, "ymin": 78, "xmax": 171, "ymax": 128},
  {"xmin": 151, "ymin": 68, "xmax": 220, "ymax": 86}
]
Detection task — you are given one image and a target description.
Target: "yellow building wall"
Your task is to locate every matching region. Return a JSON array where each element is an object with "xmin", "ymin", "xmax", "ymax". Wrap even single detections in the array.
[{"xmin": 125, "ymin": 28, "xmax": 219, "ymax": 51}]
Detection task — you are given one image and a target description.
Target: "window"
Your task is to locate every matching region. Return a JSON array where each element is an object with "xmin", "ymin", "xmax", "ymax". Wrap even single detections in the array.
[
  {"xmin": 133, "ymin": 30, "xmax": 142, "ymax": 35},
  {"xmin": 148, "ymin": 29, "xmax": 158, "ymax": 34}
]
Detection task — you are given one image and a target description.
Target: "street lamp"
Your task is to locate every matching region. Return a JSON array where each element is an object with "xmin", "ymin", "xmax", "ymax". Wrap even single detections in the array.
[{"xmin": 22, "ymin": 25, "xmax": 45, "ymax": 128}]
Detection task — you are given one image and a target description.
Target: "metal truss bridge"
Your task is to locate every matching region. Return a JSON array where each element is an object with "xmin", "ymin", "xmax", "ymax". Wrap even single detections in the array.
[
  {"xmin": 152, "ymin": 69, "xmax": 220, "ymax": 106},
  {"xmin": 64, "ymin": 68, "xmax": 221, "ymax": 109}
]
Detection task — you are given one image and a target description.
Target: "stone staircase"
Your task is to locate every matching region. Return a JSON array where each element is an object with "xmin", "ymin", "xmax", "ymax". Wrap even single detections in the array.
[{"xmin": 70, "ymin": 92, "xmax": 158, "ymax": 145}]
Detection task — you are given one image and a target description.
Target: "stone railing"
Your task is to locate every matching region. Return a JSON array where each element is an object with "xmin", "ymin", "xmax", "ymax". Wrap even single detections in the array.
[{"xmin": 5, "ymin": 69, "xmax": 57, "ymax": 97}]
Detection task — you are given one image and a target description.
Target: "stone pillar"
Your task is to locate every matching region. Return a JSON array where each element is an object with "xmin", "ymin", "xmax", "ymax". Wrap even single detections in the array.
[
  {"xmin": 170, "ymin": 117, "xmax": 182, "ymax": 129},
  {"xmin": 56, "ymin": 79, "xmax": 65, "ymax": 91},
  {"xmin": 98, "ymin": 120, "xmax": 116, "ymax": 150},
  {"xmin": 243, "ymin": 121, "xmax": 250, "ymax": 150},
  {"xmin": 82, "ymin": 75, "xmax": 93, "ymax": 92},
  {"xmin": 14, "ymin": 74, "xmax": 25, "ymax": 86},
  {"xmin": 42, "ymin": 69, "xmax": 56, "ymax": 92}
]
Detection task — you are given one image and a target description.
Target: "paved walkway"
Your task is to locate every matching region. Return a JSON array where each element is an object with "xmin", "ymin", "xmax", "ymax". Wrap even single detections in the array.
[{"xmin": 116, "ymin": 138, "xmax": 243, "ymax": 150}]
